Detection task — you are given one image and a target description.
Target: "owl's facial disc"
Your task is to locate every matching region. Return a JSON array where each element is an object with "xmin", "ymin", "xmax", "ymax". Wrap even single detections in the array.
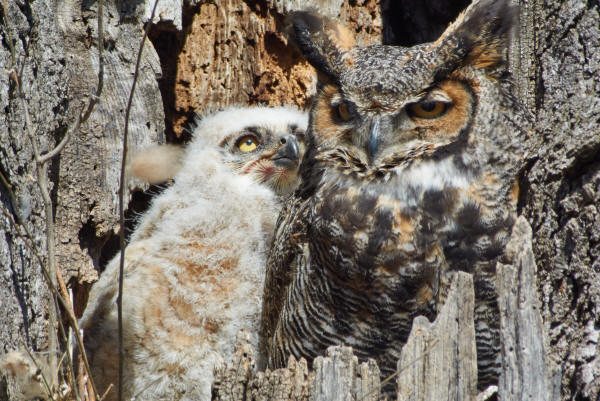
[{"xmin": 313, "ymin": 79, "xmax": 473, "ymax": 170}]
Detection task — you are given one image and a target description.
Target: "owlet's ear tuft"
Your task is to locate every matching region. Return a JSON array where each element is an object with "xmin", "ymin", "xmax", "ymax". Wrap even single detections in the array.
[
  {"xmin": 433, "ymin": 0, "xmax": 517, "ymax": 72},
  {"xmin": 287, "ymin": 11, "xmax": 356, "ymax": 82},
  {"xmin": 130, "ymin": 144, "xmax": 185, "ymax": 184}
]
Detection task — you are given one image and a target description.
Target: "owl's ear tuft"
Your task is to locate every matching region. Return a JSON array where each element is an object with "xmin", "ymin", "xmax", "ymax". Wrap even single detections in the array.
[
  {"xmin": 435, "ymin": 0, "xmax": 517, "ymax": 71},
  {"xmin": 130, "ymin": 144, "xmax": 185, "ymax": 184},
  {"xmin": 287, "ymin": 11, "xmax": 355, "ymax": 82}
]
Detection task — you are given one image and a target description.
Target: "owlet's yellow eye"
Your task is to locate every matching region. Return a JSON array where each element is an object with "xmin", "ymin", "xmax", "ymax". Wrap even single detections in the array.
[
  {"xmin": 237, "ymin": 135, "xmax": 259, "ymax": 152},
  {"xmin": 408, "ymin": 101, "xmax": 448, "ymax": 119},
  {"xmin": 335, "ymin": 102, "xmax": 352, "ymax": 122}
]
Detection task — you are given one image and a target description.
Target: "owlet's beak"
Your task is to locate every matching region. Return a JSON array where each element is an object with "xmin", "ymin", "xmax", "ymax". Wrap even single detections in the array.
[{"xmin": 271, "ymin": 134, "xmax": 300, "ymax": 169}]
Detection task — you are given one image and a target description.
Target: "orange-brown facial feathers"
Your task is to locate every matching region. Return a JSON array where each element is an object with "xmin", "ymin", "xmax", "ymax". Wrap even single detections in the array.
[
  {"xmin": 407, "ymin": 80, "xmax": 474, "ymax": 142},
  {"xmin": 312, "ymin": 84, "xmax": 354, "ymax": 145},
  {"xmin": 311, "ymin": 78, "xmax": 474, "ymax": 172}
]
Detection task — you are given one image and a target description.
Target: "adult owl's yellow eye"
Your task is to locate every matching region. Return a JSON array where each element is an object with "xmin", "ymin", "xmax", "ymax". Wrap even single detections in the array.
[
  {"xmin": 237, "ymin": 135, "xmax": 259, "ymax": 152},
  {"xmin": 335, "ymin": 102, "xmax": 352, "ymax": 121},
  {"xmin": 408, "ymin": 101, "xmax": 448, "ymax": 119}
]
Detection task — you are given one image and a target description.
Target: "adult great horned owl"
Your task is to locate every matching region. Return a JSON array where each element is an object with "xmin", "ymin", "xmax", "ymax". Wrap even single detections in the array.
[
  {"xmin": 261, "ymin": 0, "xmax": 530, "ymax": 392},
  {"xmin": 80, "ymin": 106, "xmax": 307, "ymax": 401}
]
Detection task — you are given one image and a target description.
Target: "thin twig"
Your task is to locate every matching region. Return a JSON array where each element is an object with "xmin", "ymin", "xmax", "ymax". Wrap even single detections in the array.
[
  {"xmin": 99, "ymin": 383, "xmax": 113, "ymax": 401},
  {"xmin": 1, "ymin": 0, "xmax": 17, "ymax": 66},
  {"xmin": 7, "ymin": 19, "xmax": 61, "ymax": 391},
  {"xmin": 78, "ymin": 355, "xmax": 88, "ymax": 401},
  {"xmin": 55, "ymin": 308, "xmax": 82, "ymax": 401},
  {"xmin": 117, "ymin": 2, "xmax": 160, "ymax": 401},
  {"xmin": 54, "ymin": 265, "xmax": 82, "ymax": 401},
  {"xmin": 87, "ymin": 373, "xmax": 98, "ymax": 401}
]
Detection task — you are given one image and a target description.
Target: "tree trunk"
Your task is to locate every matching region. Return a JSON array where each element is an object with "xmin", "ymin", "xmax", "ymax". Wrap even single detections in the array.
[
  {"xmin": 1, "ymin": 0, "xmax": 166, "ymax": 398},
  {"xmin": 1, "ymin": 0, "xmax": 67, "ymax": 397},
  {"xmin": 518, "ymin": 2, "xmax": 600, "ymax": 399},
  {"xmin": 1, "ymin": 0, "xmax": 599, "ymax": 400}
]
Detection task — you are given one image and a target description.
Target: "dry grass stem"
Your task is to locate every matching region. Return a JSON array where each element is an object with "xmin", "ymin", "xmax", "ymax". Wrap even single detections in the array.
[{"xmin": 117, "ymin": 2, "xmax": 161, "ymax": 401}]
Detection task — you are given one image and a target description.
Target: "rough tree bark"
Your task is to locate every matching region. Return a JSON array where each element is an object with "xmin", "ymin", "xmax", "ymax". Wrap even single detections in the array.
[
  {"xmin": 0, "ymin": 1, "xmax": 65, "ymax": 397},
  {"xmin": 1, "ymin": 0, "xmax": 599, "ymax": 400},
  {"xmin": 518, "ymin": 2, "xmax": 600, "ymax": 399}
]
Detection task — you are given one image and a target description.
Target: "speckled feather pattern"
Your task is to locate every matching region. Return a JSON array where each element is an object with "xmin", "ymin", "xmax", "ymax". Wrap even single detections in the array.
[
  {"xmin": 81, "ymin": 106, "xmax": 307, "ymax": 401},
  {"xmin": 262, "ymin": 0, "xmax": 531, "ymax": 394}
]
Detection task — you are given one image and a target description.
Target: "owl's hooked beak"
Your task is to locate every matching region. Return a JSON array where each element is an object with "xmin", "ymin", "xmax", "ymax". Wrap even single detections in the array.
[
  {"xmin": 271, "ymin": 134, "xmax": 300, "ymax": 169},
  {"xmin": 368, "ymin": 117, "xmax": 381, "ymax": 160}
]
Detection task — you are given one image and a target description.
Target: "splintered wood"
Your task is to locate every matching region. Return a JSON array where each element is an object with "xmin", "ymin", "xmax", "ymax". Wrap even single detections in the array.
[
  {"xmin": 212, "ymin": 330, "xmax": 312, "ymax": 401},
  {"xmin": 212, "ymin": 336, "xmax": 378, "ymax": 401},
  {"xmin": 395, "ymin": 272, "xmax": 478, "ymax": 401},
  {"xmin": 497, "ymin": 216, "xmax": 550, "ymax": 401}
]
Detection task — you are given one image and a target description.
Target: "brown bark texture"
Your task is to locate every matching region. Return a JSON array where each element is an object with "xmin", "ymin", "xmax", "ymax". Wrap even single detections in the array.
[{"xmin": 0, "ymin": 0, "xmax": 599, "ymax": 400}]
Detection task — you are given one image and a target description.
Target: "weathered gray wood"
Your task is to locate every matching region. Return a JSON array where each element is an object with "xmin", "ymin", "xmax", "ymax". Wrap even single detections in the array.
[
  {"xmin": 311, "ymin": 347, "xmax": 380, "ymax": 401},
  {"xmin": 55, "ymin": 0, "xmax": 166, "ymax": 285},
  {"xmin": 212, "ymin": 330, "xmax": 255, "ymax": 401},
  {"xmin": 248, "ymin": 356, "xmax": 312, "ymax": 401},
  {"xmin": 1, "ymin": 0, "xmax": 165, "ymax": 397},
  {"xmin": 311, "ymin": 347, "xmax": 357, "ymax": 401},
  {"xmin": 497, "ymin": 216, "xmax": 550, "ymax": 401},
  {"xmin": 0, "ymin": 0, "xmax": 67, "ymax": 398},
  {"xmin": 213, "ymin": 338, "xmax": 380, "ymax": 401},
  {"xmin": 396, "ymin": 272, "xmax": 477, "ymax": 401},
  {"xmin": 355, "ymin": 360, "xmax": 381, "ymax": 401}
]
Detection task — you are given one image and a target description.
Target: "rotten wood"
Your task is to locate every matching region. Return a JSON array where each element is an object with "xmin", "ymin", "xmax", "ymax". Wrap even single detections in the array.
[{"xmin": 212, "ymin": 330, "xmax": 312, "ymax": 401}]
